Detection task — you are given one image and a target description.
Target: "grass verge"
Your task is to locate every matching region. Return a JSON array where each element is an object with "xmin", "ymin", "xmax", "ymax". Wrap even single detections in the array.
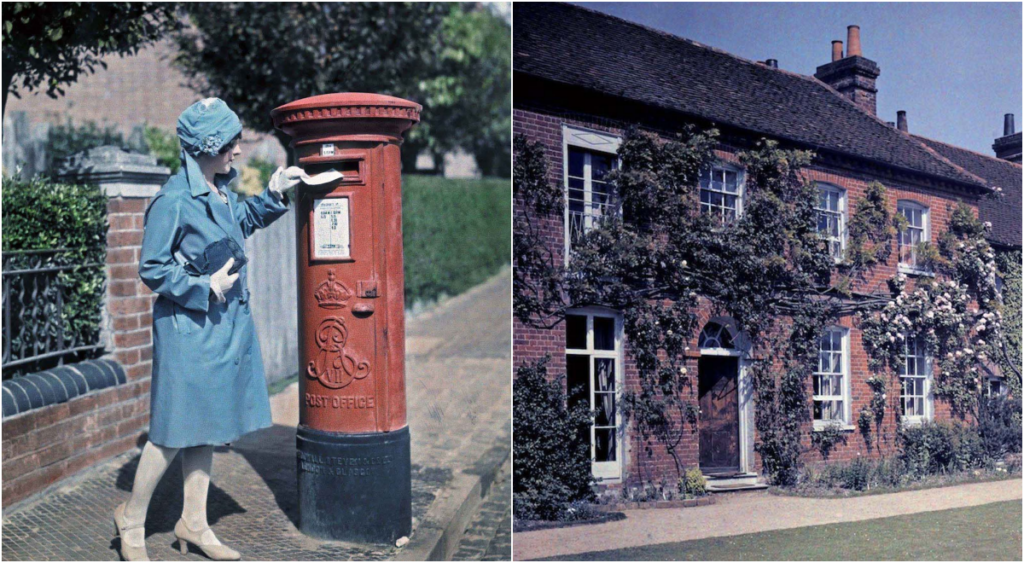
[
  {"xmin": 772, "ymin": 469, "xmax": 1023, "ymax": 499},
  {"xmin": 538, "ymin": 500, "xmax": 1022, "ymax": 561}
]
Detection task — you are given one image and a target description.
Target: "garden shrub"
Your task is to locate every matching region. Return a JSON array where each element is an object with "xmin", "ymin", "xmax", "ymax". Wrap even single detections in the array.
[
  {"xmin": 142, "ymin": 125, "xmax": 182, "ymax": 175},
  {"xmin": 2, "ymin": 175, "xmax": 108, "ymax": 376},
  {"xmin": 679, "ymin": 467, "xmax": 707, "ymax": 498},
  {"xmin": 513, "ymin": 357, "xmax": 595, "ymax": 521},
  {"xmin": 872, "ymin": 456, "xmax": 910, "ymax": 488},
  {"xmin": 403, "ymin": 174, "xmax": 510, "ymax": 307},
  {"xmin": 899, "ymin": 422, "xmax": 985, "ymax": 478},
  {"xmin": 978, "ymin": 395, "xmax": 1022, "ymax": 460},
  {"xmin": 839, "ymin": 457, "xmax": 873, "ymax": 491}
]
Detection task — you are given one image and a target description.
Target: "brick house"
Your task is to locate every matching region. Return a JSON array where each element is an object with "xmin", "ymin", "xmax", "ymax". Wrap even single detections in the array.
[{"xmin": 513, "ymin": 3, "xmax": 1021, "ymax": 488}]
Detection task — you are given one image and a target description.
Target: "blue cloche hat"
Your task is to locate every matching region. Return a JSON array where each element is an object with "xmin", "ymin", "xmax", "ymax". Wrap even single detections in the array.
[{"xmin": 176, "ymin": 98, "xmax": 243, "ymax": 196}]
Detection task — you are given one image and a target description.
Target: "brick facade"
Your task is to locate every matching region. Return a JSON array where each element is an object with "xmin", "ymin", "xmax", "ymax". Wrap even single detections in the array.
[
  {"xmin": 2, "ymin": 193, "xmax": 160, "ymax": 508},
  {"xmin": 3, "ymin": 40, "xmax": 286, "ymax": 167},
  {"xmin": 513, "ymin": 100, "xmax": 983, "ymax": 485}
]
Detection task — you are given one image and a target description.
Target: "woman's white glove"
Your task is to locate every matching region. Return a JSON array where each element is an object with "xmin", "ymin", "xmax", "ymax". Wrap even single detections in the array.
[
  {"xmin": 268, "ymin": 166, "xmax": 304, "ymax": 200},
  {"xmin": 209, "ymin": 258, "xmax": 238, "ymax": 303}
]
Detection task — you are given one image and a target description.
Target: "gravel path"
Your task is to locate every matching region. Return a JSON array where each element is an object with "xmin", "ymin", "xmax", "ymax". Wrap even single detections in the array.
[{"xmin": 513, "ymin": 478, "xmax": 1023, "ymax": 561}]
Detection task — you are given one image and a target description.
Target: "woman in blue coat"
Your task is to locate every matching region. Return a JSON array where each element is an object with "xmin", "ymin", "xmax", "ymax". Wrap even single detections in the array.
[{"xmin": 113, "ymin": 98, "xmax": 300, "ymax": 561}]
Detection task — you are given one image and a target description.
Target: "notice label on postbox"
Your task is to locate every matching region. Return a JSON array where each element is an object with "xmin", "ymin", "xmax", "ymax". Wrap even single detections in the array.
[{"xmin": 313, "ymin": 197, "xmax": 351, "ymax": 260}]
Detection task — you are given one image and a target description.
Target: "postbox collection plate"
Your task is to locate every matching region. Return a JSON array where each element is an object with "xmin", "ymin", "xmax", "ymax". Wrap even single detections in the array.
[{"xmin": 311, "ymin": 195, "xmax": 352, "ymax": 261}]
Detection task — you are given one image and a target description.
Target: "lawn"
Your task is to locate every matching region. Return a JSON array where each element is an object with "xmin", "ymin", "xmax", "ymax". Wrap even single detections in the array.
[{"xmin": 542, "ymin": 500, "xmax": 1022, "ymax": 561}]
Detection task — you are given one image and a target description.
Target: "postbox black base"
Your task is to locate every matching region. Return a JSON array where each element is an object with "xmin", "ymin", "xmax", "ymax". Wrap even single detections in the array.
[{"xmin": 296, "ymin": 425, "xmax": 411, "ymax": 544}]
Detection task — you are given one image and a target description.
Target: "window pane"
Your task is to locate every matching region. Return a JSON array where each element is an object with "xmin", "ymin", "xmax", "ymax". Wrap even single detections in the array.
[
  {"xmin": 724, "ymin": 171, "xmax": 738, "ymax": 193},
  {"xmin": 595, "ymin": 428, "xmax": 616, "ymax": 461},
  {"xmin": 566, "ymin": 354, "xmax": 590, "ymax": 411},
  {"xmin": 594, "ymin": 317, "xmax": 615, "ymax": 350},
  {"xmin": 568, "ymin": 149, "xmax": 585, "ymax": 177},
  {"xmin": 592, "ymin": 154, "xmax": 613, "ymax": 180},
  {"xmin": 594, "ymin": 392, "xmax": 616, "ymax": 425},
  {"xmin": 566, "ymin": 315, "xmax": 587, "ymax": 349},
  {"xmin": 594, "ymin": 358, "xmax": 615, "ymax": 392}
]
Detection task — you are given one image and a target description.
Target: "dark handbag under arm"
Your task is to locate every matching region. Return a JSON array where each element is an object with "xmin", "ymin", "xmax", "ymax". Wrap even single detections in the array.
[{"xmin": 176, "ymin": 237, "xmax": 247, "ymax": 277}]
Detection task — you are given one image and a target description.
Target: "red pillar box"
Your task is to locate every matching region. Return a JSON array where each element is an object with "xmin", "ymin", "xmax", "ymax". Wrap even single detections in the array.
[{"xmin": 271, "ymin": 93, "xmax": 420, "ymax": 543}]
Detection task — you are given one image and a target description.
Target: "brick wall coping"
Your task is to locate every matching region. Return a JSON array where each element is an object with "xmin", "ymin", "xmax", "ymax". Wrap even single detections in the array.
[
  {"xmin": 54, "ymin": 145, "xmax": 169, "ymax": 198},
  {"xmin": 2, "ymin": 359, "xmax": 127, "ymax": 418}
]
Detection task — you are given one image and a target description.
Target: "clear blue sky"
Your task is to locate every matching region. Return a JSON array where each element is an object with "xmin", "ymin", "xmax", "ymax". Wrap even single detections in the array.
[{"xmin": 575, "ymin": 2, "xmax": 1022, "ymax": 156}]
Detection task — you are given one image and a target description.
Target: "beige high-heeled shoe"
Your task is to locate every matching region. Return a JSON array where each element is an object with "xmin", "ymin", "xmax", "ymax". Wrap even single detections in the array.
[
  {"xmin": 113, "ymin": 502, "xmax": 150, "ymax": 561},
  {"xmin": 174, "ymin": 518, "xmax": 241, "ymax": 561}
]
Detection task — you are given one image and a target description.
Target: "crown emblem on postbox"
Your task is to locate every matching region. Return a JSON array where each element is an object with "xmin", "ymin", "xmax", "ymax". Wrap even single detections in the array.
[{"xmin": 314, "ymin": 270, "xmax": 352, "ymax": 309}]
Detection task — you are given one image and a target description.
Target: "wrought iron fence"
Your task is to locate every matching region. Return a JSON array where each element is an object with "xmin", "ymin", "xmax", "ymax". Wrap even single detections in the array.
[{"xmin": 2, "ymin": 248, "xmax": 106, "ymax": 377}]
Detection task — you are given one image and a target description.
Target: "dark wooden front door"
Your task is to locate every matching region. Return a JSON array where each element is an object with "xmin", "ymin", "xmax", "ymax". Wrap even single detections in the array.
[{"xmin": 698, "ymin": 356, "xmax": 740, "ymax": 472}]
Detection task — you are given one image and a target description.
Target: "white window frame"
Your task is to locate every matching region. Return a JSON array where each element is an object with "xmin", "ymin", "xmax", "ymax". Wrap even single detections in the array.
[
  {"xmin": 897, "ymin": 200, "xmax": 930, "ymax": 275},
  {"xmin": 564, "ymin": 307, "xmax": 624, "ymax": 481},
  {"xmin": 816, "ymin": 183, "xmax": 847, "ymax": 263},
  {"xmin": 986, "ymin": 376, "xmax": 1008, "ymax": 399},
  {"xmin": 899, "ymin": 335, "xmax": 933, "ymax": 425},
  {"xmin": 699, "ymin": 162, "xmax": 745, "ymax": 225},
  {"xmin": 563, "ymin": 125, "xmax": 621, "ymax": 264},
  {"xmin": 813, "ymin": 326, "xmax": 853, "ymax": 430}
]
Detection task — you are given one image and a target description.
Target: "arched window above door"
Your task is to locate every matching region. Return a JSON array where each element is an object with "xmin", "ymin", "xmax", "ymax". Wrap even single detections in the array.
[{"xmin": 699, "ymin": 321, "xmax": 735, "ymax": 349}]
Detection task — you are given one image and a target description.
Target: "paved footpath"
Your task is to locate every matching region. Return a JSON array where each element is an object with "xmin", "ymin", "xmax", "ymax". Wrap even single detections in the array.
[
  {"xmin": 452, "ymin": 464, "xmax": 511, "ymax": 561},
  {"xmin": 514, "ymin": 478, "xmax": 1023, "ymax": 561},
  {"xmin": 2, "ymin": 269, "xmax": 511, "ymax": 561}
]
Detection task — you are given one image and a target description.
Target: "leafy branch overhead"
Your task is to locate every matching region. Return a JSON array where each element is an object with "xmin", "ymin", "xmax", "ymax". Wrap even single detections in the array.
[
  {"xmin": 172, "ymin": 3, "xmax": 509, "ymax": 174},
  {"xmin": 2, "ymin": 2, "xmax": 179, "ymax": 116}
]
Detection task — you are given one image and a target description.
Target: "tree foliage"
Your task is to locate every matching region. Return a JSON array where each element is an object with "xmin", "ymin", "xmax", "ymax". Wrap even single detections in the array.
[
  {"xmin": 2, "ymin": 2, "xmax": 178, "ymax": 116},
  {"xmin": 172, "ymin": 3, "xmax": 508, "ymax": 175},
  {"xmin": 413, "ymin": 4, "xmax": 510, "ymax": 177}
]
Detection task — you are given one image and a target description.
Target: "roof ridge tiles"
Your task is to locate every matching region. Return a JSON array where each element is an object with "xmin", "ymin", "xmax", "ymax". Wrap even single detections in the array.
[
  {"xmin": 913, "ymin": 133, "xmax": 1024, "ymax": 170},
  {"xmin": 514, "ymin": 2, "xmax": 994, "ymax": 192}
]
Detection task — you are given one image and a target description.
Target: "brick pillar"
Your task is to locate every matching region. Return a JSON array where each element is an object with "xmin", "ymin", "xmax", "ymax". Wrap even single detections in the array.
[{"xmin": 58, "ymin": 146, "xmax": 170, "ymax": 385}]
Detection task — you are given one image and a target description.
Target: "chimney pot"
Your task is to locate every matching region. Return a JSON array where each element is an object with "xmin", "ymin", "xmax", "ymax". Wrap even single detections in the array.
[
  {"xmin": 897, "ymin": 110, "xmax": 908, "ymax": 132},
  {"xmin": 1004, "ymin": 113, "xmax": 1015, "ymax": 136},
  {"xmin": 847, "ymin": 25, "xmax": 862, "ymax": 57},
  {"xmin": 887, "ymin": 122, "xmax": 896, "ymax": 128},
  {"xmin": 831, "ymin": 41, "xmax": 843, "ymax": 62},
  {"xmin": 765, "ymin": 59, "xmax": 778, "ymax": 68}
]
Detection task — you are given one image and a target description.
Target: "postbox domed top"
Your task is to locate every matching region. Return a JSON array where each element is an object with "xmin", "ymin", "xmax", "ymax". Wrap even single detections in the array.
[{"xmin": 272, "ymin": 93, "xmax": 420, "ymax": 126}]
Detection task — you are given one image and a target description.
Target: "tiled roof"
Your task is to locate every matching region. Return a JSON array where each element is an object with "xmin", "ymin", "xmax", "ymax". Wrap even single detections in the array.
[
  {"xmin": 916, "ymin": 136, "xmax": 1023, "ymax": 248},
  {"xmin": 514, "ymin": 2, "xmax": 990, "ymax": 190}
]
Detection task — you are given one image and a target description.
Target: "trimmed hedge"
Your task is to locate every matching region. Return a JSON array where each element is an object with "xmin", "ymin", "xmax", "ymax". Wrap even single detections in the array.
[
  {"xmin": 1, "ymin": 175, "xmax": 108, "ymax": 376},
  {"xmin": 402, "ymin": 174, "xmax": 510, "ymax": 307}
]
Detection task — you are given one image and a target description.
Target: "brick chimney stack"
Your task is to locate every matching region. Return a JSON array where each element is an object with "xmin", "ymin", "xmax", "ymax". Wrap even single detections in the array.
[
  {"xmin": 993, "ymin": 113, "xmax": 1022, "ymax": 163},
  {"xmin": 814, "ymin": 25, "xmax": 881, "ymax": 116}
]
